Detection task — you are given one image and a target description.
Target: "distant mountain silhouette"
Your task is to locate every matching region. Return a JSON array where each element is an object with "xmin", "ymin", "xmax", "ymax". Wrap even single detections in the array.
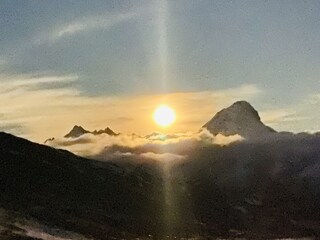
[
  {"xmin": 92, "ymin": 127, "xmax": 118, "ymax": 136},
  {"xmin": 44, "ymin": 137, "xmax": 55, "ymax": 144},
  {"xmin": 203, "ymin": 101, "xmax": 276, "ymax": 139},
  {"xmin": 64, "ymin": 125, "xmax": 90, "ymax": 138},
  {"xmin": 64, "ymin": 125, "xmax": 118, "ymax": 138}
]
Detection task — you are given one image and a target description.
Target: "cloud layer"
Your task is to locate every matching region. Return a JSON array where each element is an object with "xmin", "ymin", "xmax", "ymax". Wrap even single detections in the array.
[{"xmin": 46, "ymin": 129, "xmax": 243, "ymax": 164}]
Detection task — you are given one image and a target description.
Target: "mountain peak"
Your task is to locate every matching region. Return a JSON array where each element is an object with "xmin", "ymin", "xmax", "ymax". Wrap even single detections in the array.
[
  {"xmin": 72, "ymin": 125, "xmax": 85, "ymax": 131},
  {"xmin": 64, "ymin": 125, "xmax": 90, "ymax": 138},
  {"xmin": 92, "ymin": 127, "xmax": 118, "ymax": 136},
  {"xmin": 203, "ymin": 101, "xmax": 275, "ymax": 139},
  {"xmin": 226, "ymin": 100, "xmax": 261, "ymax": 121},
  {"xmin": 64, "ymin": 125, "xmax": 118, "ymax": 138}
]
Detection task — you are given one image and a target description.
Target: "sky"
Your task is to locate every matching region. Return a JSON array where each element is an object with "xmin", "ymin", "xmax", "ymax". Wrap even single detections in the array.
[{"xmin": 1, "ymin": 0, "xmax": 320, "ymax": 142}]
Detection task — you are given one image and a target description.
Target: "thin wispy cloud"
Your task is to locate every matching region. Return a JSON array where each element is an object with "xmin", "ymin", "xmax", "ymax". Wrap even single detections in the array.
[
  {"xmin": 260, "ymin": 109, "xmax": 299, "ymax": 124},
  {"xmin": 0, "ymin": 74, "xmax": 78, "ymax": 92},
  {"xmin": 12, "ymin": 74, "xmax": 77, "ymax": 85},
  {"xmin": 36, "ymin": 10, "xmax": 141, "ymax": 43},
  {"xmin": 257, "ymin": 94, "xmax": 320, "ymax": 133}
]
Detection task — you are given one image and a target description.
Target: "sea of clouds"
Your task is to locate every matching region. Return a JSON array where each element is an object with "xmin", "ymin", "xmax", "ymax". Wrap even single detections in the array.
[{"xmin": 46, "ymin": 129, "xmax": 243, "ymax": 162}]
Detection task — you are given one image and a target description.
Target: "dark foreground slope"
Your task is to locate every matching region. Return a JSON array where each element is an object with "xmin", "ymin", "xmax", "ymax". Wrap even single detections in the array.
[
  {"xmin": 2, "ymin": 132, "xmax": 320, "ymax": 239},
  {"xmin": 0, "ymin": 132, "xmax": 167, "ymax": 239}
]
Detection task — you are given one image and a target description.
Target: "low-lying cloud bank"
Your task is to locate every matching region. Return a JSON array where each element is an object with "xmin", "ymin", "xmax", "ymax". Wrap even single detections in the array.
[
  {"xmin": 47, "ymin": 129, "xmax": 243, "ymax": 162},
  {"xmin": 46, "ymin": 129, "xmax": 320, "ymax": 188}
]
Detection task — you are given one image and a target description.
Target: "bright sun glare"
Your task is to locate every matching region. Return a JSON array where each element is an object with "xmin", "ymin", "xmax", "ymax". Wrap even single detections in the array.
[{"xmin": 153, "ymin": 105, "xmax": 176, "ymax": 127}]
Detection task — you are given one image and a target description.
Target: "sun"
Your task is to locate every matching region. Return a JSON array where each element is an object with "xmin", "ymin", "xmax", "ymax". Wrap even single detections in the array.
[{"xmin": 153, "ymin": 105, "xmax": 176, "ymax": 127}]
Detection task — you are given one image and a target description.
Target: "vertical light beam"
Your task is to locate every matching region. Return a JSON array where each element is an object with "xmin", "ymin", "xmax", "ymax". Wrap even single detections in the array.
[{"xmin": 157, "ymin": 0, "xmax": 169, "ymax": 92}]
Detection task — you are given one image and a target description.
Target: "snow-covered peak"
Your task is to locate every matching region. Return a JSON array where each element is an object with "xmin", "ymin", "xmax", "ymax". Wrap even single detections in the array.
[{"xmin": 203, "ymin": 101, "xmax": 276, "ymax": 139}]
